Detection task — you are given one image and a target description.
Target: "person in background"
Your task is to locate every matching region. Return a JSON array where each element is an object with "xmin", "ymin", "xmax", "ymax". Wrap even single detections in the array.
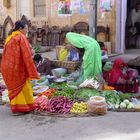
[
  {"xmin": 66, "ymin": 32, "xmax": 102, "ymax": 81},
  {"xmin": 108, "ymin": 58, "xmax": 138, "ymax": 93},
  {"xmin": 103, "ymin": 61, "xmax": 113, "ymax": 83},
  {"xmin": 1, "ymin": 21, "xmax": 40, "ymax": 115},
  {"xmin": 65, "ymin": 44, "xmax": 80, "ymax": 62},
  {"xmin": 98, "ymin": 41, "xmax": 108, "ymax": 60},
  {"xmin": 131, "ymin": 2, "xmax": 140, "ymax": 35},
  {"xmin": 33, "ymin": 54, "xmax": 51, "ymax": 75}
]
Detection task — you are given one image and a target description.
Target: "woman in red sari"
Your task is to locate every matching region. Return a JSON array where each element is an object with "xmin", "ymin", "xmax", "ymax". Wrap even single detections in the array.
[
  {"xmin": 108, "ymin": 58, "xmax": 138, "ymax": 93},
  {"xmin": 1, "ymin": 21, "xmax": 39, "ymax": 114}
]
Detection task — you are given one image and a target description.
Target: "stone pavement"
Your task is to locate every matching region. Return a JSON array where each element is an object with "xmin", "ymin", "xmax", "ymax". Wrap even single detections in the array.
[
  {"xmin": 109, "ymin": 49, "xmax": 140, "ymax": 62},
  {"xmin": 0, "ymin": 105, "xmax": 140, "ymax": 140}
]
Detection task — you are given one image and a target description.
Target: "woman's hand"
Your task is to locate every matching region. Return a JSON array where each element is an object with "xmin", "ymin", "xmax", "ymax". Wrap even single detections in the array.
[{"xmin": 117, "ymin": 78, "xmax": 126, "ymax": 84}]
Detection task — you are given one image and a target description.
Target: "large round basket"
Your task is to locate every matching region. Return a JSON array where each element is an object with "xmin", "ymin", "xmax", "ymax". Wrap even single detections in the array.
[{"xmin": 51, "ymin": 60, "xmax": 81, "ymax": 72}]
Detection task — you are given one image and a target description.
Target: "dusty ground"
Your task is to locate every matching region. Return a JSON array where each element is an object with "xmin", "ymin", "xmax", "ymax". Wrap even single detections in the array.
[{"xmin": 0, "ymin": 105, "xmax": 140, "ymax": 140}]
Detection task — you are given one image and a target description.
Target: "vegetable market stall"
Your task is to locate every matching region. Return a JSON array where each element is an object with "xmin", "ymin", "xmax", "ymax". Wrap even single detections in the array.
[
  {"xmin": 1, "ymin": 74, "xmax": 140, "ymax": 117},
  {"xmin": 1, "ymin": 46, "xmax": 140, "ymax": 117},
  {"xmin": 29, "ymin": 75, "xmax": 140, "ymax": 117}
]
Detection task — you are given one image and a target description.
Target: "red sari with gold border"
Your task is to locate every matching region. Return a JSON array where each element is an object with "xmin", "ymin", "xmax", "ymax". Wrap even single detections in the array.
[{"xmin": 1, "ymin": 31, "xmax": 39, "ymax": 112}]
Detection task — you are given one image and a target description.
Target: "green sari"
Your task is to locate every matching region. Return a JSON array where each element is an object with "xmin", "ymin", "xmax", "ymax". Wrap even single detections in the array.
[{"xmin": 66, "ymin": 32, "xmax": 102, "ymax": 80}]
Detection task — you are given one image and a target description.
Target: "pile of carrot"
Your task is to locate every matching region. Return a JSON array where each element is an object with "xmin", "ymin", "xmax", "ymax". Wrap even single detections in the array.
[
  {"xmin": 38, "ymin": 88, "xmax": 56, "ymax": 97},
  {"xmin": 103, "ymin": 85, "xmax": 114, "ymax": 90}
]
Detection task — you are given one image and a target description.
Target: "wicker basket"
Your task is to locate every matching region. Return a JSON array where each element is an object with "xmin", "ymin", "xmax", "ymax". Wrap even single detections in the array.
[{"xmin": 51, "ymin": 60, "xmax": 81, "ymax": 72}]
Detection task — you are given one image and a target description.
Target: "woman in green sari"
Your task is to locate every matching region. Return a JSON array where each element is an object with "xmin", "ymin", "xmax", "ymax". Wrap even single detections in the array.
[{"xmin": 66, "ymin": 32, "xmax": 102, "ymax": 81}]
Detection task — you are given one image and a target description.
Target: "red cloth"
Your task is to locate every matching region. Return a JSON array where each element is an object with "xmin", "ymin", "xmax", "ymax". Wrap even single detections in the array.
[
  {"xmin": 107, "ymin": 58, "xmax": 138, "ymax": 93},
  {"xmin": 1, "ymin": 32, "xmax": 39, "ymax": 100},
  {"xmin": 109, "ymin": 58, "xmax": 128, "ymax": 84}
]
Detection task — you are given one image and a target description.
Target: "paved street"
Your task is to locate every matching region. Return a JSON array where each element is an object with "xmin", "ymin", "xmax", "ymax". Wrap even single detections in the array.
[{"xmin": 0, "ymin": 105, "xmax": 140, "ymax": 140}]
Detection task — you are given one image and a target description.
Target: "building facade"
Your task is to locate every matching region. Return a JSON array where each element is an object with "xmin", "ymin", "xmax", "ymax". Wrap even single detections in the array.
[{"xmin": 0, "ymin": 0, "xmax": 130, "ymax": 54}]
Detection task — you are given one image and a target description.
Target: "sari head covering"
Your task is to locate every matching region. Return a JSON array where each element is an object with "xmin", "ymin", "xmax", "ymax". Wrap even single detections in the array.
[
  {"xmin": 109, "ymin": 58, "xmax": 128, "ymax": 84},
  {"xmin": 66, "ymin": 32, "xmax": 102, "ymax": 80}
]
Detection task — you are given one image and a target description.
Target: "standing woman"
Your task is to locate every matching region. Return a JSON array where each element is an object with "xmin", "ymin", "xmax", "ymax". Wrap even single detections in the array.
[
  {"xmin": 1, "ymin": 21, "xmax": 40, "ymax": 114},
  {"xmin": 66, "ymin": 32, "xmax": 102, "ymax": 81}
]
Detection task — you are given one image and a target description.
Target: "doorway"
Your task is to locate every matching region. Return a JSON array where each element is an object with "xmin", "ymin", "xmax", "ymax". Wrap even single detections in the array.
[{"xmin": 125, "ymin": 0, "xmax": 140, "ymax": 49}]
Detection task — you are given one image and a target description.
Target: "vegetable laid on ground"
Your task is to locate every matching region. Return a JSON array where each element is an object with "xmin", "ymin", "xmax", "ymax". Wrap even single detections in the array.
[
  {"xmin": 76, "ymin": 88, "xmax": 100, "ymax": 101},
  {"xmin": 47, "ymin": 96, "xmax": 73, "ymax": 114},
  {"xmin": 34, "ymin": 96, "xmax": 49, "ymax": 111},
  {"xmin": 79, "ymin": 78, "xmax": 100, "ymax": 89},
  {"xmin": 70, "ymin": 102, "xmax": 87, "ymax": 113},
  {"xmin": 38, "ymin": 88, "xmax": 56, "ymax": 98}
]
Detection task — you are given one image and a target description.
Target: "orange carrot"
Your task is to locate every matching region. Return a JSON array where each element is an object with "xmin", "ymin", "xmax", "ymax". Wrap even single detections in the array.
[
  {"xmin": 38, "ymin": 88, "xmax": 56, "ymax": 97},
  {"xmin": 103, "ymin": 85, "xmax": 114, "ymax": 90}
]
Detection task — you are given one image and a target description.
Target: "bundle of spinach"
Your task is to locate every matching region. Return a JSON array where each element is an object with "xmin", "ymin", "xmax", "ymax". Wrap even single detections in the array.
[
  {"xmin": 34, "ymin": 47, "xmax": 40, "ymax": 53},
  {"xmin": 75, "ymin": 88, "xmax": 100, "ymax": 101},
  {"xmin": 53, "ymin": 88, "xmax": 75, "ymax": 100},
  {"xmin": 102, "ymin": 90, "xmax": 120, "ymax": 105},
  {"xmin": 50, "ymin": 83, "xmax": 75, "ymax": 100},
  {"xmin": 119, "ymin": 93, "xmax": 133, "ymax": 102},
  {"xmin": 49, "ymin": 83, "xmax": 67, "ymax": 89}
]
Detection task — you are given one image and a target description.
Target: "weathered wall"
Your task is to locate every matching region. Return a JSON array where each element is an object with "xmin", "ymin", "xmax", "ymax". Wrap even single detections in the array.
[
  {"xmin": 48, "ymin": 0, "xmax": 89, "ymax": 26},
  {"xmin": 29, "ymin": 0, "xmax": 116, "ymax": 52},
  {"xmin": 97, "ymin": 0, "xmax": 116, "ymax": 52},
  {"xmin": 0, "ymin": 0, "xmax": 117, "ymax": 52},
  {"xmin": 29, "ymin": 0, "xmax": 89, "ymax": 27},
  {"xmin": 0, "ymin": 0, "xmax": 17, "ymax": 22}
]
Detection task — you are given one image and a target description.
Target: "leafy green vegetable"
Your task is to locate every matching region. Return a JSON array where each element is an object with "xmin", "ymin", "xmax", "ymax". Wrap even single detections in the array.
[
  {"xmin": 120, "ymin": 102, "xmax": 126, "ymax": 109},
  {"xmin": 34, "ymin": 47, "xmax": 40, "ymax": 53},
  {"xmin": 53, "ymin": 90, "xmax": 75, "ymax": 100},
  {"xmin": 67, "ymin": 82, "xmax": 79, "ymax": 86},
  {"xmin": 75, "ymin": 88, "xmax": 100, "ymax": 100},
  {"xmin": 53, "ymin": 87, "xmax": 75, "ymax": 99},
  {"xmin": 49, "ymin": 83, "xmax": 67, "ymax": 89},
  {"xmin": 119, "ymin": 93, "xmax": 133, "ymax": 102},
  {"xmin": 50, "ymin": 83, "xmax": 75, "ymax": 100},
  {"xmin": 102, "ymin": 90, "xmax": 120, "ymax": 105}
]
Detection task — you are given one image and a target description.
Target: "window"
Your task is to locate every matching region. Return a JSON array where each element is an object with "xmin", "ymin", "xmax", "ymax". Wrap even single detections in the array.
[{"xmin": 33, "ymin": 0, "xmax": 46, "ymax": 17}]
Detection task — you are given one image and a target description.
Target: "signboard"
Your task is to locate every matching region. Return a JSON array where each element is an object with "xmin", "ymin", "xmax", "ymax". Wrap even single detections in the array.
[
  {"xmin": 58, "ymin": 0, "xmax": 72, "ymax": 16},
  {"xmin": 71, "ymin": 0, "xmax": 84, "ymax": 14},
  {"xmin": 100, "ymin": 0, "xmax": 115, "ymax": 12}
]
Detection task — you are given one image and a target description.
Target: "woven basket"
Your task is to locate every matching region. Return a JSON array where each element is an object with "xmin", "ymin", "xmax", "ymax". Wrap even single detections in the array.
[{"xmin": 51, "ymin": 60, "xmax": 81, "ymax": 72}]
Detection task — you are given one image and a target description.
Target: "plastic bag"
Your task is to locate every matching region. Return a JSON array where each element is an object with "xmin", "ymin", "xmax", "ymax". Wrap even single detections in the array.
[
  {"xmin": 87, "ymin": 96, "xmax": 107, "ymax": 115},
  {"xmin": 131, "ymin": 98, "xmax": 140, "ymax": 109},
  {"xmin": 58, "ymin": 48, "xmax": 68, "ymax": 61}
]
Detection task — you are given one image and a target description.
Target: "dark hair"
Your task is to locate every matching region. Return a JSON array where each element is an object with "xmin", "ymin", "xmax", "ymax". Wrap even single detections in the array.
[
  {"xmin": 12, "ymin": 20, "xmax": 26, "ymax": 32},
  {"xmin": 77, "ymin": 48, "xmax": 85, "ymax": 59},
  {"xmin": 33, "ymin": 54, "xmax": 42, "ymax": 62},
  {"xmin": 136, "ymin": 2, "xmax": 140, "ymax": 7},
  {"xmin": 98, "ymin": 41, "xmax": 105, "ymax": 48}
]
